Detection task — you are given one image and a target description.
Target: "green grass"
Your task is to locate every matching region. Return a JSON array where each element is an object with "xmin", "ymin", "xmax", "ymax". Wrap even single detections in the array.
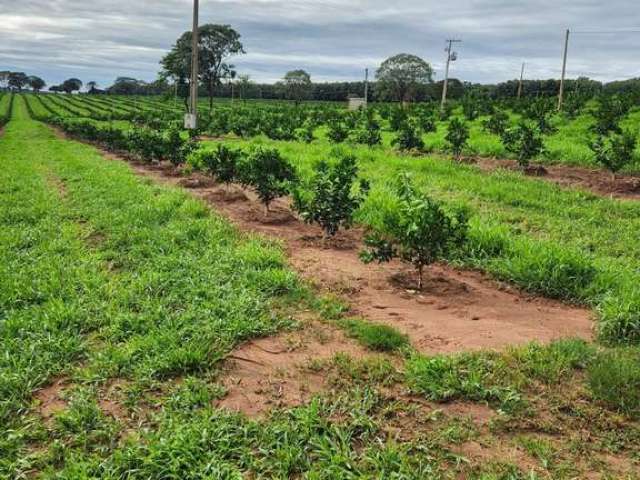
[
  {"xmin": 340, "ymin": 318, "xmax": 409, "ymax": 352},
  {"xmin": 588, "ymin": 348, "xmax": 640, "ymax": 417},
  {"xmin": 2, "ymin": 95, "xmax": 640, "ymax": 479}
]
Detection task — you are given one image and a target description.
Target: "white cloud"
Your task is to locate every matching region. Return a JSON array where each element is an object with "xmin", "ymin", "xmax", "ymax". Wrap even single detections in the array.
[{"xmin": 1, "ymin": 0, "xmax": 639, "ymax": 86}]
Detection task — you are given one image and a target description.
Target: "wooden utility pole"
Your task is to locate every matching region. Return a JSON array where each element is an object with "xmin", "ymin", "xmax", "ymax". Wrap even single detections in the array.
[
  {"xmin": 558, "ymin": 29, "xmax": 570, "ymax": 111},
  {"xmin": 186, "ymin": 0, "xmax": 199, "ymax": 128},
  {"xmin": 364, "ymin": 68, "xmax": 369, "ymax": 105},
  {"xmin": 441, "ymin": 39, "xmax": 461, "ymax": 111},
  {"xmin": 517, "ymin": 62, "xmax": 525, "ymax": 99}
]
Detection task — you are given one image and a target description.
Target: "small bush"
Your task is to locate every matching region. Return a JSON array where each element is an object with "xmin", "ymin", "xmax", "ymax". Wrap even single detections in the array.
[
  {"xmin": 501, "ymin": 121, "xmax": 545, "ymax": 168},
  {"xmin": 240, "ymin": 146, "xmax": 297, "ymax": 213},
  {"xmin": 361, "ymin": 174, "xmax": 468, "ymax": 290},
  {"xmin": 589, "ymin": 131, "xmax": 637, "ymax": 177},
  {"xmin": 292, "ymin": 153, "xmax": 368, "ymax": 237},
  {"xmin": 483, "ymin": 110, "xmax": 509, "ymax": 136},
  {"xmin": 327, "ymin": 122, "xmax": 349, "ymax": 143},
  {"xmin": 341, "ymin": 319, "xmax": 409, "ymax": 352},
  {"xmin": 588, "ymin": 349, "xmax": 640, "ymax": 418},
  {"xmin": 391, "ymin": 122, "xmax": 424, "ymax": 152},
  {"xmin": 445, "ymin": 118, "xmax": 469, "ymax": 160},
  {"xmin": 195, "ymin": 144, "xmax": 243, "ymax": 186}
]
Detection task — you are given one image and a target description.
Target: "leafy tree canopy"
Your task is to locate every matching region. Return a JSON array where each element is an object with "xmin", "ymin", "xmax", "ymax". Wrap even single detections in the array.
[
  {"xmin": 160, "ymin": 24, "xmax": 245, "ymax": 109},
  {"xmin": 375, "ymin": 54, "xmax": 433, "ymax": 103},
  {"xmin": 27, "ymin": 76, "xmax": 46, "ymax": 92},
  {"xmin": 280, "ymin": 69, "xmax": 312, "ymax": 104},
  {"xmin": 62, "ymin": 78, "xmax": 83, "ymax": 94}
]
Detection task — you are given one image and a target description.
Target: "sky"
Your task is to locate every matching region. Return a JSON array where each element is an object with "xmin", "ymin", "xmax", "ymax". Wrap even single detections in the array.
[{"xmin": 1, "ymin": 0, "xmax": 639, "ymax": 89}]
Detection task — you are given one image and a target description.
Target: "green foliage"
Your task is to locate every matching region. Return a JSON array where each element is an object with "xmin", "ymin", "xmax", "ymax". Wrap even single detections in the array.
[
  {"xmin": 501, "ymin": 121, "xmax": 545, "ymax": 168},
  {"xmin": 445, "ymin": 117, "xmax": 469, "ymax": 160},
  {"xmin": 240, "ymin": 146, "xmax": 297, "ymax": 211},
  {"xmin": 292, "ymin": 152, "xmax": 368, "ymax": 237},
  {"xmin": 589, "ymin": 131, "xmax": 637, "ymax": 175},
  {"xmin": 361, "ymin": 175, "xmax": 468, "ymax": 289},
  {"xmin": 192, "ymin": 143, "xmax": 242, "ymax": 185},
  {"xmin": 406, "ymin": 352, "xmax": 523, "ymax": 411},
  {"xmin": 591, "ymin": 94, "xmax": 632, "ymax": 136},
  {"xmin": 350, "ymin": 110, "xmax": 382, "ymax": 146},
  {"xmin": 296, "ymin": 119, "xmax": 316, "ymax": 143},
  {"xmin": 391, "ymin": 121, "xmax": 425, "ymax": 152},
  {"xmin": 375, "ymin": 53, "xmax": 434, "ymax": 103},
  {"xmin": 483, "ymin": 109, "xmax": 509, "ymax": 136},
  {"xmin": 340, "ymin": 318, "xmax": 409, "ymax": 352},
  {"xmin": 588, "ymin": 349, "xmax": 640, "ymax": 418},
  {"xmin": 327, "ymin": 121, "xmax": 349, "ymax": 143}
]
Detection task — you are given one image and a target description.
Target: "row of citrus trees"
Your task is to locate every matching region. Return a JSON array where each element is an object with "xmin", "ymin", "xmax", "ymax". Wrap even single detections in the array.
[
  {"xmin": 0, "ymin": 92, "xmax": 14, "ymax": 128},
  {"xmin": 21, "ymin": 94, "xmax": 640, "ymax": 345},
  {"xmin": 40, "ymin": 109, "xmax": 468, "ymax": 292}
]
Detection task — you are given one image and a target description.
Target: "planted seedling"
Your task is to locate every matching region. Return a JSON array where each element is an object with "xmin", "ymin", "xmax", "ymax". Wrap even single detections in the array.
[
  {"xmin": 360, "ymin": 174, "xmax": 468, "ymax": 290},
  {"xmin": 240, "ymin": 146, "xmax": 297, "ymax": 215},
  {"xmin": 445, "ymin": 118, "xmax": 469, "ymax": 161},
  {"xmin": 293, "ymin": 152, "xmax": 369, "ymax": 240}
]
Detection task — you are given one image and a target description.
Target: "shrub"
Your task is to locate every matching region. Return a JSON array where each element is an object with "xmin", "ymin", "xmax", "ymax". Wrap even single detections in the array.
[
  {"xmin": 350, "ymin": 111, "xmax": 382, "ymax": 146},
  {"xmin": 193, "ymin": 144, "xmax": 243, "ymax": 187},
  {"xmin": 327, "ymin": 122, "xmax": 349, "ymax": 143},
  {"xmin": 589, "ymin": 131, "xmax": 637, "ymax": 178},
  {"xmin": 391, "ymin": 122, "xmax": 424, "ymax": 152},
  {"xmin": 483, "ymin": 110, "xmax": 509, "ymax": 136},
  {"xmin": 292, "ymin": 153, "xmax": 369, "ymax": 237},
  {"xmin": 588, "ymin": 349, "xmax": 640, "ymax": 418},
  {"xmin": 445, "ymin": 118, "xmax": 469, "ymax": 160},
  {"xmin": 360, "ymin": 174, "xmax": 468, "ymax": 290},
  {"xmin": 501, "ymin": 121, "xmax": 545, "ymax": 168},
  {"xmin": 240, "ymin": 147, "xmax": 297, "ymax": 213},
  {"xmin": 296, "ymin": 119, "xmax": 316, "ymax": 143},
  {"xmin": 340, "ymin": 319, "xmax": 409, "ymax": 352}
]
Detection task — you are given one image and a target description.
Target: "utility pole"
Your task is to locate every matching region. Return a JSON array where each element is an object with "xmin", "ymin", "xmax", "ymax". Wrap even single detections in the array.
[
  {"xmin": 558, "ymin": 28, "xmax": 570, "ymax": 111},
  {"xmin": 186, "ymin": 0, "xmax": 199, "ymax": 129},
  {"xmin": 517, "ymin": 62, "xmax": 525, "ymax": 99},
  {"xmin": 440, "ymin": 39, "xmax": 461, "ymax": 111},
  {"xmin": 364, "ymin": 68, "xmax": 369, "ymax": 105}
]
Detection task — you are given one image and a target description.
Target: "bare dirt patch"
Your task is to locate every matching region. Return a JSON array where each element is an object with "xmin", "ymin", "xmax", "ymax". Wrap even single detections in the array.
[
  {"xmin": 476, "ymin": 157, "xmax": 640, "ymax": 200},
  {"xmin": 217, "ymin": 320, "xmax": 370, "ymax": 417},
  {"xmin": 33, "ymin": 378, "xmax": 70, "ymax": 420}
]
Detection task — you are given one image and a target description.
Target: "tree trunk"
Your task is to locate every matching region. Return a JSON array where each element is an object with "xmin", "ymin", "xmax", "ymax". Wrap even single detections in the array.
[{"xmin": 417, "ymin": 265, "xmax": 424, "ymax": 290}]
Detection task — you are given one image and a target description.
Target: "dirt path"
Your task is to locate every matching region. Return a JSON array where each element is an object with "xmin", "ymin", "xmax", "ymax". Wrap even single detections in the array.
[
  {"xmin": 120, "ymin": 161, "xmax": 593, "ymax": 354},
  {"xmin": 473, "ymin": 157, "xmax": 640, "ymax": 200}
]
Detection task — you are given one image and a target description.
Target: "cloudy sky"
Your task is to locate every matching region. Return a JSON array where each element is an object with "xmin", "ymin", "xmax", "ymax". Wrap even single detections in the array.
[{"xmin": 1, "ymin": 0, "xmax": 639, "ymax": 88}]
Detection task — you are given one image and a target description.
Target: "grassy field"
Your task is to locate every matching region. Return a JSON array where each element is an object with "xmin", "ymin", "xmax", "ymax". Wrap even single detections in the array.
[{"xmin": 3, "ymin": 95, "xmax": 640, "ymax": 477}]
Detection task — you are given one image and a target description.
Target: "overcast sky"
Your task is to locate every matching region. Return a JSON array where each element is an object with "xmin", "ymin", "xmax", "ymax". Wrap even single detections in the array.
[{"xmin": 1, "ymin": 0, "xmax": 639, "ymax": 88}]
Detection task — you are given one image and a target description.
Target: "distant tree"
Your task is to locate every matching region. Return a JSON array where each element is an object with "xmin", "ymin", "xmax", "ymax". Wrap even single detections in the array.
[
  {"xmin": 86, "ymin": 81, "xmax": 98, "ymax": 93},
  {"xmin": 375, "ymin": 54, "xmax": 433, "ymax": 103},
  {"xmin": 49, "ymin": 85, "xmax": 62, "ymax": 93},
  {"xmin": 28, "ymin": 76, "xmax": 46, "ymax": 93},
  {"xmin": 280, "ymin": 69, "xmax": 312, "ymax": 104},
  {"xmin": 62, "ymin": 78, "xmax": 83, "ymax": 94},
  {"xmin": 236, "ymin": 74, "xmax": 253, "ymax": 99},
  {"xmin": 161, "ymin": 24, "xmax": 245, "ymax": 110},
  {"xmin": 8, "ymin": 72, "xmax": 29, "ymax": 91},
  {"xmin": 0, "ymin": 71, "xmax": 10, "ymax": 89},
  {"xmin": 108, "ymin": 77, "xmax": 141, "ymax": 95}
]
